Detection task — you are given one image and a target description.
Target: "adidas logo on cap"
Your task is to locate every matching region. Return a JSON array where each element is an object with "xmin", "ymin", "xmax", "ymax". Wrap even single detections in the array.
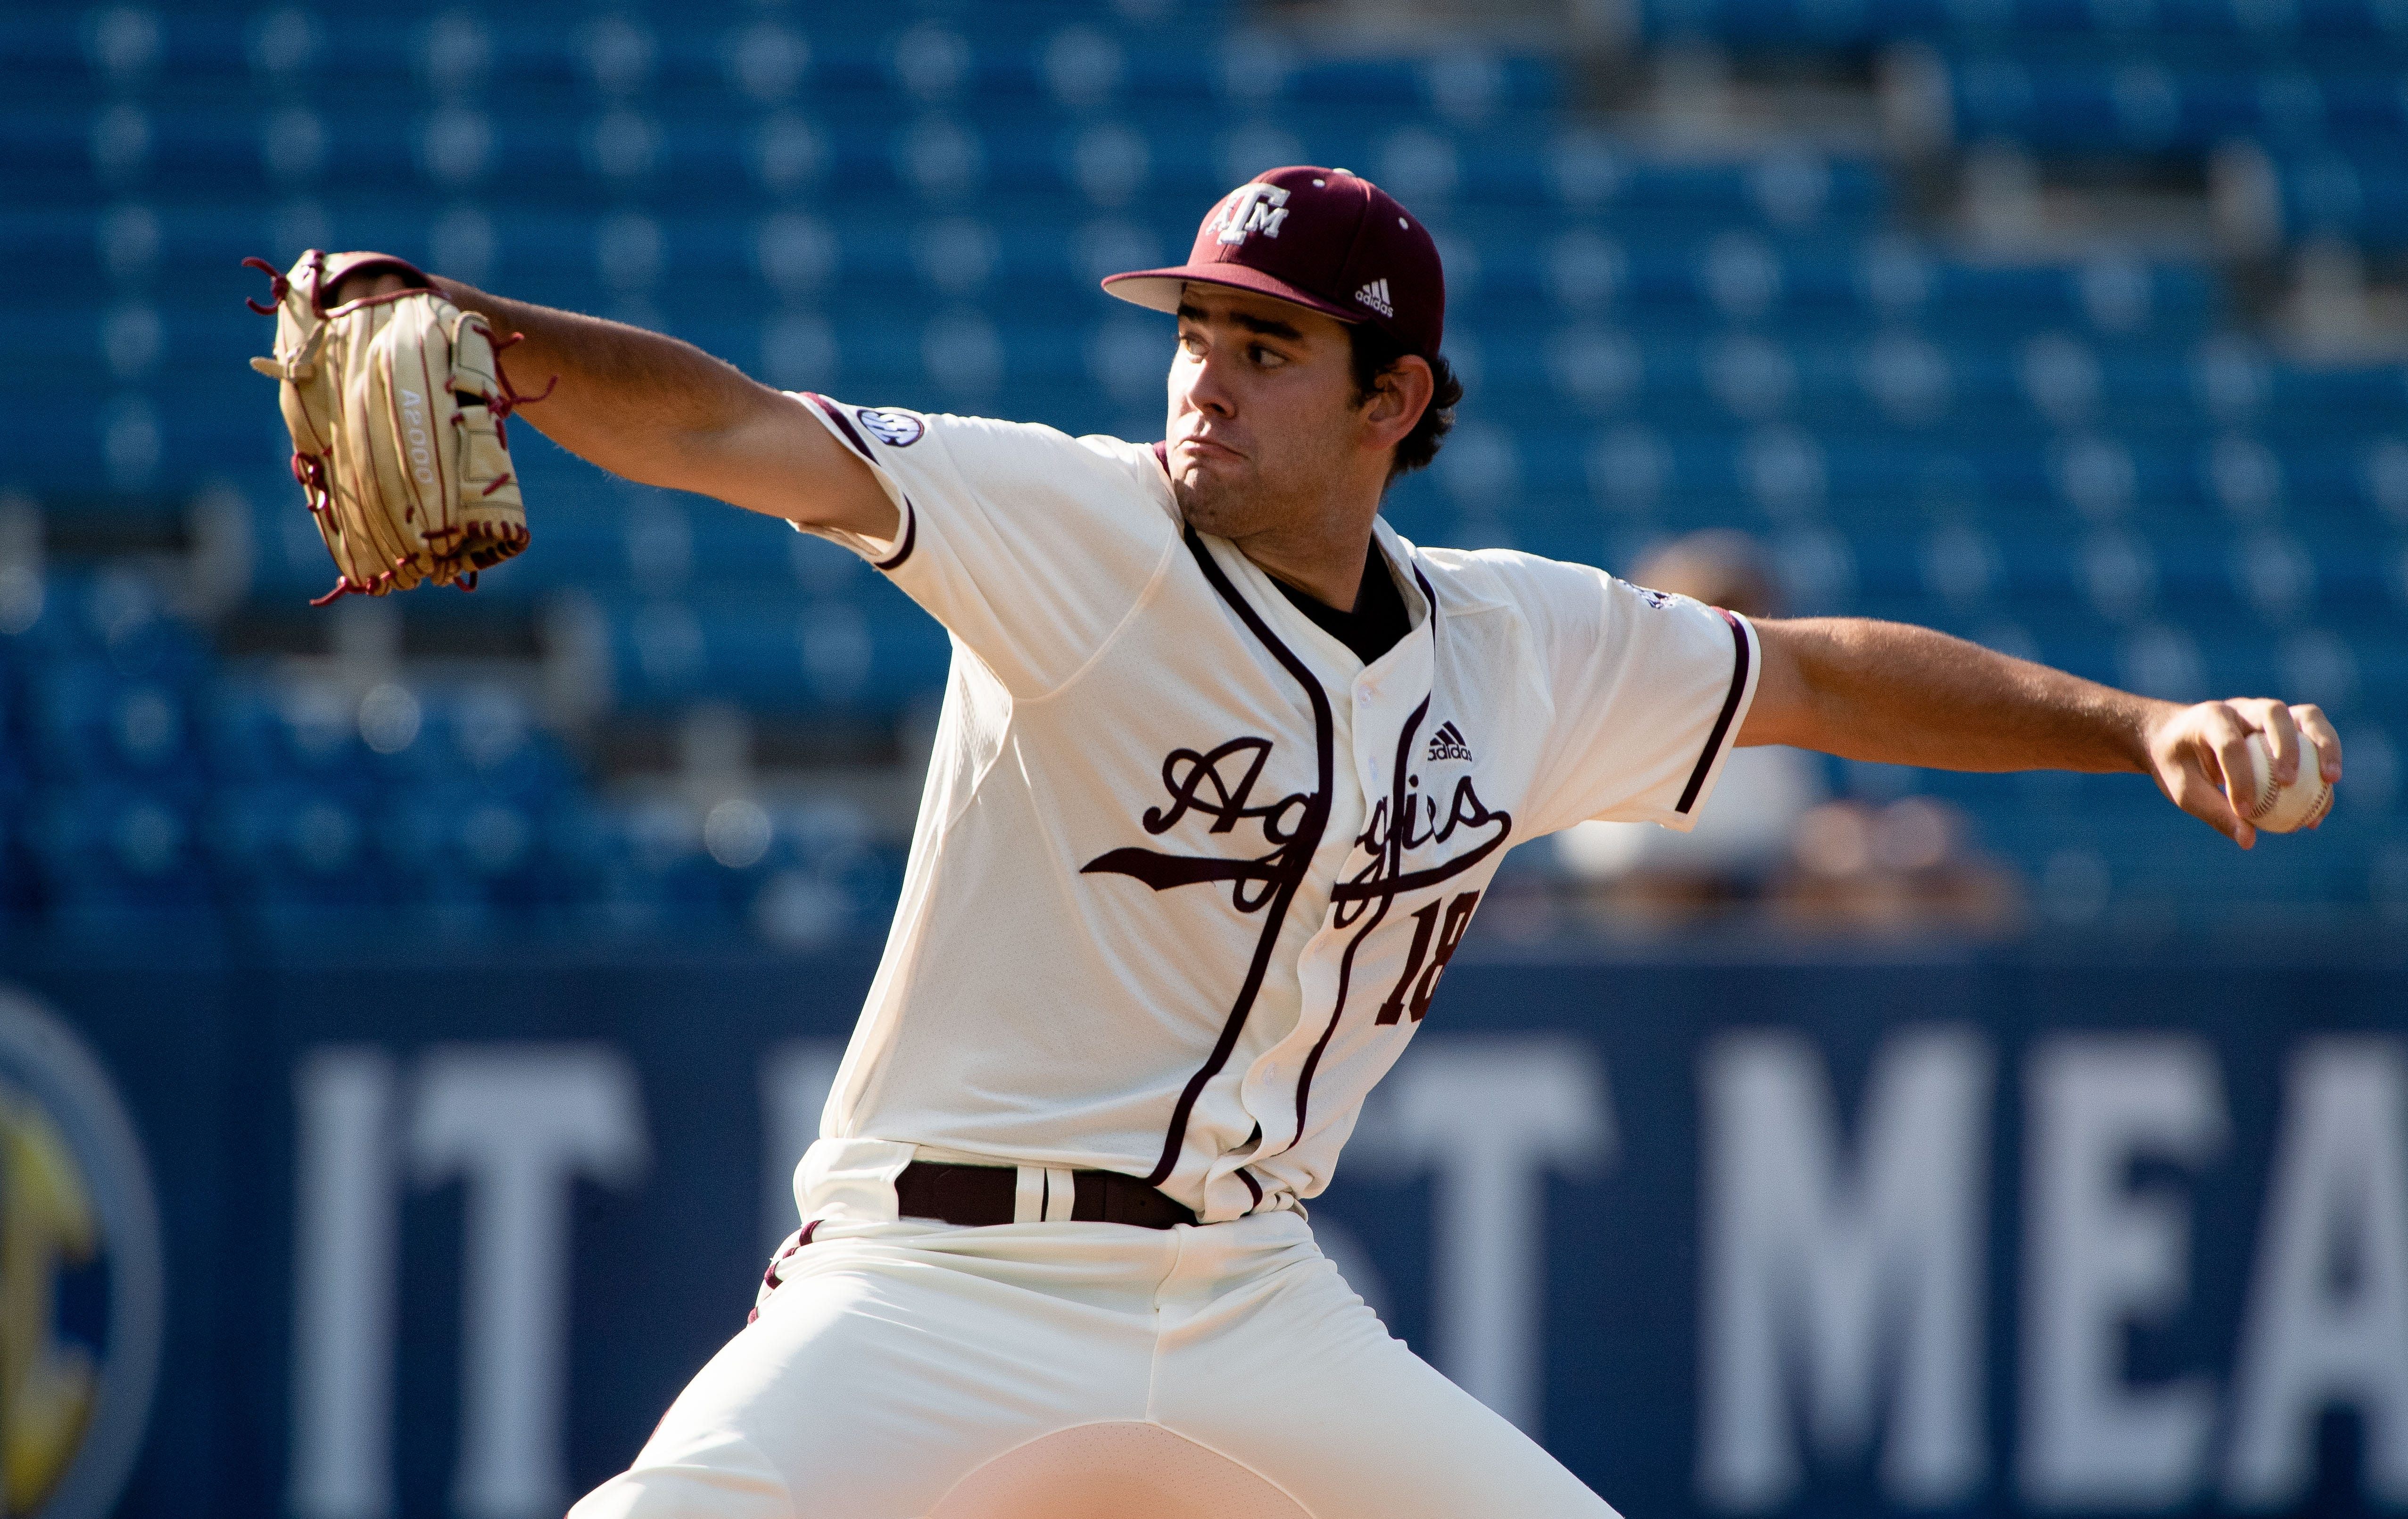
[{"xmin": 1355, "ymin": 278, "xmax": 1394, "ymax": 318}]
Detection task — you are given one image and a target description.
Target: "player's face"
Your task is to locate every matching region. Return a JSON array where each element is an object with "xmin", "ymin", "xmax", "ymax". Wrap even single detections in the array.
[{"xmin": 1164, "ymin": 285, "xmax": 1367, "ymax": 540}]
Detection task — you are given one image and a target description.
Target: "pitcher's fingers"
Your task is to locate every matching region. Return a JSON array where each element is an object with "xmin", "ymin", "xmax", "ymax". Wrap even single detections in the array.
[
  {"xmin": 2294, "ymin": 704, "xmax": 2343, "ymax": 783},
  {"xmin": 2244, "ymin": 703, "xmax": 2302, "ymax": 789},
  {"xmin": 2170, "ymin": 752, "xmax": 2252, "ymax": 847},
  {"xmin": 2197, "ymin": 704, "xmax": 2257, "ymax": 808}
]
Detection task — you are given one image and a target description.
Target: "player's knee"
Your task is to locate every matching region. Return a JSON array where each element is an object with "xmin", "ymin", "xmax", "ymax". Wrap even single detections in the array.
[
  {"xmin": 567, "ymin": 1439, "xmax": 795, "ymax": 1519},
  {"xmin": 928, "ymin": 1422, "xmax": 1310, "ymax": 1519}
]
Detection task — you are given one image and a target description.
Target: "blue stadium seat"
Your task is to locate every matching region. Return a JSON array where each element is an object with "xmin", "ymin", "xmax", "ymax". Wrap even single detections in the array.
[
  {"xmin": 373, "ymin": 784, "xmax": 566, "ymax": 913},
  {"xmin": 2232, "ymin": 143, "xmax": 2408, "ymax": 249},
  {"xmin": 22, "ymin": 660, "xmax": 205, "ymax": 789},
  {"xmin": 206, "ymin": 782, "xmax": 388, "ymax": 911},
  {"xmin": 204, "ymin": 681, "xmax": 379, "ymax": 792},
  {"xmin": 1921, "ymin": 50, "xmax": 2408, "ymax": 153},
  {"xmin": 1640, "ymin": 0, "xmax": 2408, "ymax": 48},
  {"xmin": 601, "ymin": 588, "xmax": 952, "ymax": 715},
  {"xmin": 25, "ymin": 783, "xmax": 216, "ymax": 917}
]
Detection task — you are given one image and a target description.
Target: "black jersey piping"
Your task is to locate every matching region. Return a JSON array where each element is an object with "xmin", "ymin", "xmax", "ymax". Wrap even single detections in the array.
[
  {"xmin": 1141, "ymin": 528, "xmax": 1335, "ymax": 1189},
  {"xmin": 871, "ymin": 503, "xmax": 918, "ymax": 572},
  {"xmin": 803, "ymin": 392, "xmax": 874, "ymax": 459},
  {"xmin": 1283, "ymin": 561, "xmax": 1445, "ymax": 1157},
  {"xmin": 1286, "ymin": 695, "xmax": 1426, "ymax": 1155},
  {"xmin": 803, "ymin": 392, "xmax": 918, "ymax": 571},
  {"xmin": 1675, "ymin": 610, "xmax": 1752, "ymax": 815}
]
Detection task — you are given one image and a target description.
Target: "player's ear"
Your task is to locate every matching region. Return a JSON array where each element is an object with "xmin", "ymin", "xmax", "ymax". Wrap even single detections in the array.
[{"xmin": 1362, "ymin": 354, "xmax": 1433, "ymax": 448}]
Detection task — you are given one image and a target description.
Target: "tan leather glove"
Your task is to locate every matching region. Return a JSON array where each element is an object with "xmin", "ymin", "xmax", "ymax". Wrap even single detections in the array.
[{"xmin": 247, "ymin": 249, "xmax": 544, "ymax": 603}]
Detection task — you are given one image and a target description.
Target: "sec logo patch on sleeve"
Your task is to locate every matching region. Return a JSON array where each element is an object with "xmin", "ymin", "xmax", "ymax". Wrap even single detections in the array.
[{"xmin": 855, "ymin": 408, "xmax": 926, "ymax": 447}]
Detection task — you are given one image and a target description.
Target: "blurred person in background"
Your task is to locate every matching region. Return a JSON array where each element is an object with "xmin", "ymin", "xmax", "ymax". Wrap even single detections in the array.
[
  {"xmin": 1556, "ymin": 530, "xmax": 2022, "ymax": 933},
  {"xmin": 1555, "ymin": 531, "xmax": 1823, "ymax": 918},
  {"xmin": 1775, "ymin": 792, "xmax": 2024, "ymax": 933}
]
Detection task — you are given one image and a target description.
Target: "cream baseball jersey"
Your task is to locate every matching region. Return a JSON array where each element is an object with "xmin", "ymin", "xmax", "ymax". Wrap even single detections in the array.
[{"xmin": 791, "ymin": 392, "xmax": 1759, "ymax": 1224}]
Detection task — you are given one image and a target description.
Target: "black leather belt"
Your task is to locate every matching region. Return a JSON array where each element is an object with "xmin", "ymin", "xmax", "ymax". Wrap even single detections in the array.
[{"xmin": 895, "ymin": 1161, "xmax": 1199, "ymax": 1229}]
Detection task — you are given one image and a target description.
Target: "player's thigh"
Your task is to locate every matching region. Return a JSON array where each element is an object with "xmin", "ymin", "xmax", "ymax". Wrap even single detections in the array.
[
  {"xmin": 1153, "ymin": 1253, "xmax": 1621, "ymax": 1519},
  {"xmin": 574, "ymin": 1241, "xmax": 1153, "ymax": 1519}
]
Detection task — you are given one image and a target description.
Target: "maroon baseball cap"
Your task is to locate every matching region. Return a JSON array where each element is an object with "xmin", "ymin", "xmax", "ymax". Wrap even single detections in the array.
[{"xmin": 1101, "ymin": 166, "xmax": 1445, "ymax": 358}]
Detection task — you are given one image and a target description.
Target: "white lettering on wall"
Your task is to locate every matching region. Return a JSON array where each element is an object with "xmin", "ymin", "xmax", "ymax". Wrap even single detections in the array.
[
  {"xmin": 2225, "ymin": 1037, "xmax": 2408, "ymax": 1508},
  {"xmin": 2019, "ymin": 1036, "xmax": 2227, "ymax": 1509},
  {"xmin": 289, "ymin": 1048, "xmax": 400, "ymax": 1519},
  {"xmin": 1696, "ymin": 1026, "xmax": 1992, "ymax": 1511},
  {"xmin": 1372, "ymin": 1035, "xmax": 1614, "ymax": 1436},
  {"xmin": 410, "ymin": 1046, "xmax": 650, "ymax": 1519}
]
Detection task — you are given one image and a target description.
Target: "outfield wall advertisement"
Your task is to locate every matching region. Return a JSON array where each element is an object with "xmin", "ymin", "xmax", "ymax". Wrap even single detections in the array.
[{"xmin": 2, "ymin": 940, "xmax": 2402, "ymax": 1519}]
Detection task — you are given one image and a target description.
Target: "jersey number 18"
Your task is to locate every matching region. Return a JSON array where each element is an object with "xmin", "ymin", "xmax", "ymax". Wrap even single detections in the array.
[{"xmin": 1374, "ymin": 891, "xmax": 1481, "ymax": 1025}]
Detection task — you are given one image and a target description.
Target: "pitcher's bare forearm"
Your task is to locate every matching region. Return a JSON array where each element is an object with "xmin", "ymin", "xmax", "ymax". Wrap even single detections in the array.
[
  {"xmin": 431, "ymin": 281, "xmax": 750, "ymax": 481},
  {"xmin": 433, "ymin": 279, "xmax": 891, "ymax": 536},
  {"xmin": 1741, "ymin": 618, "xmax": 2159, "ymax": 772},
  {"xmin": 332, "ymin": 266, "xmax": 891, "ymax": 537},
  {"xmin": 1740, "ymin": 616, "xmax": 2342, "ymax": 847}
]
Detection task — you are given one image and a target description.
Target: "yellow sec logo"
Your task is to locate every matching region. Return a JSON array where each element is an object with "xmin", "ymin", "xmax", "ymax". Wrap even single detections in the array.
[{"xmin": 0, "ymin": 988, "xmax": 163, "ymax": 1519}]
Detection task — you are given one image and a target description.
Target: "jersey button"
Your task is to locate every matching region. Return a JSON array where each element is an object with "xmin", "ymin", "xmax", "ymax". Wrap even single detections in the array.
[{"xmin": 1357, "ymin": 690, "xmax": 1373, "ymax": 706}]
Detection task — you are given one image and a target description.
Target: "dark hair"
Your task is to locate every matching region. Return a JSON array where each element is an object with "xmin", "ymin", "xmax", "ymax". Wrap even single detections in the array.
[{"xmin": 1347, "ymin": 323, "xmax": 1462, "ymax": 484}]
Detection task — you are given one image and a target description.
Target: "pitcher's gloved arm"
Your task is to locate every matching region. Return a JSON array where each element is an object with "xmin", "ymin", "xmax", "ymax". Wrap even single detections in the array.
[
  {"xmin": 1738, "ymin": 616, "xmax": 2342, "ymax": 847},
  {"xmin": 325, "ymin": 265, "xmax": 894, "ymax": 540}
]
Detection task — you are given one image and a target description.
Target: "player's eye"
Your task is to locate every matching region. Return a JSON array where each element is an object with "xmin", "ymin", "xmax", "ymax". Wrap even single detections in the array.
[{"xmin": 1250, "ymin": 344, "xmax": 1285, "ymax": 368}]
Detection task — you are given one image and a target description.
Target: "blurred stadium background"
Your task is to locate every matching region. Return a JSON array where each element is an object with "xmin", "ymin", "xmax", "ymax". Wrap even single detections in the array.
[
  {"xmin": 5, "ymin": 0, "xmax": 2407, "ymax": 939},
  {"xmin": 1, "ymin": 1, "xmax": 2405, "ymax": 1517}
]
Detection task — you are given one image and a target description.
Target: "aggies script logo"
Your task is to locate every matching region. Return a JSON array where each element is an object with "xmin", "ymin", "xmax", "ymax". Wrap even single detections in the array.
[
  {"xmin": 1082, "ymin": 737, "xmax": 1315, "ymax": 913},
  {"xmin": 1083, "ymin": 708, "xmax": 1512, "ymax": 1031}
]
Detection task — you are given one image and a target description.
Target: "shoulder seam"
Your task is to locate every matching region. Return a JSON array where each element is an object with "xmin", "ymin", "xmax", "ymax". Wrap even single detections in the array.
[
  {"xmin": 941, "ymin": 653, "xmax": 1017, "ymax": 838},
  {"xmin": 1019, "ymin": 516, "xmax": 1183, "ymax": 708},
  {"xmin": 1406, "ymin": 553, "xmax": 1516, "ymax": 615}
]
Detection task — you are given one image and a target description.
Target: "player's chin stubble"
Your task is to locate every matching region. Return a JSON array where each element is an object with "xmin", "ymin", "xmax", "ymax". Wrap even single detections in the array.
[
  {"xmin": 1174, "ymin": 474, "xmax": 1298, "ymax": 544},
  {"xmin": 1170, "ymin": 461, "xmax": 1250, "ymax": 537}
]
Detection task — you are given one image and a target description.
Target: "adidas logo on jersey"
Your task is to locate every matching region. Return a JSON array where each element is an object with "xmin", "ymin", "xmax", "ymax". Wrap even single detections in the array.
[
  {"xmin": 1354, "ymin": 279, "xmax": 1395, "ymax": 318},
  {"xmin": 1426, "ymin": 722, "xmax": 1473, "ymax": 763}
]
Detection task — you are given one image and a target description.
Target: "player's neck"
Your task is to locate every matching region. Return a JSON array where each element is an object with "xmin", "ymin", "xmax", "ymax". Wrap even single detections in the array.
[
  {"xmin": 1213, "ymin": 456, "xmax": 1387, "ymax": 611},
  {"xmin": 1234, "ymin": 515, "xmax": 1378, "ymax": 611}
]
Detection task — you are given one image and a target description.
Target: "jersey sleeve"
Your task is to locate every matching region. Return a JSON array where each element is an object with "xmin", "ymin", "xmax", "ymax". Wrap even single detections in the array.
[
  {"xmin": 1515, "ymin": 561, "xmax": 1762, "ymax": 838},
  {"xmin": 789, "ymin": 393, "xmax": 1180, "ymax": 698}
]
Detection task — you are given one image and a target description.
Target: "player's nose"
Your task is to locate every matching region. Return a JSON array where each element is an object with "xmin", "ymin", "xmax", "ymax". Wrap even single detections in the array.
[{"xmin": 1175, "ymin": 347, "xmax": 1239, "ymax": 418}]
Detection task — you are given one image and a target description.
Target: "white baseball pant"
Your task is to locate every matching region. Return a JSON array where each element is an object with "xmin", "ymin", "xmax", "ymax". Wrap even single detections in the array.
[{"xmin": 567, "ymin": 1208, "xmax": 1620, "ymax": 1519}]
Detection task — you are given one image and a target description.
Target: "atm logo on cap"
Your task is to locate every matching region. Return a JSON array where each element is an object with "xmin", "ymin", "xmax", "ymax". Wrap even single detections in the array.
[{"xmin": 1215, "ymin": 184, "xmax": 1291, "ymax": 245}]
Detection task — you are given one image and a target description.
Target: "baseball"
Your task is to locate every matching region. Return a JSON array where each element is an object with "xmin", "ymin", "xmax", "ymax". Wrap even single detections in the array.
[{"xmin": 2233, "ymin": 732, "xmax": 2334, "ymax": 833}]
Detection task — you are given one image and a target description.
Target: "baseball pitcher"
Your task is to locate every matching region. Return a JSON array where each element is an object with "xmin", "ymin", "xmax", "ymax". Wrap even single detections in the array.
[{"xmin": 290, "ymin": 167, "xmax": 2341, "ymax": 1518}]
